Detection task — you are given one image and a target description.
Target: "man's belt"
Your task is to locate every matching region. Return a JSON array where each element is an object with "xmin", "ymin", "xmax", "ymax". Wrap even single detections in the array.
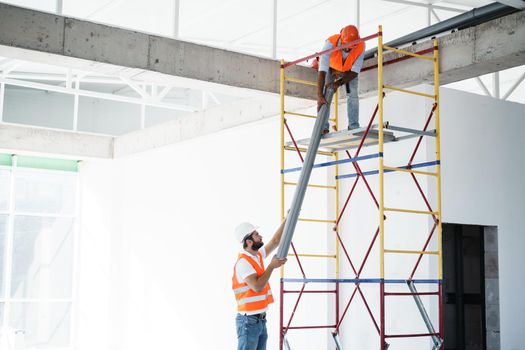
[{"xmin": 243, "ymin": 312, "xmax": 266, "ymax": 319}]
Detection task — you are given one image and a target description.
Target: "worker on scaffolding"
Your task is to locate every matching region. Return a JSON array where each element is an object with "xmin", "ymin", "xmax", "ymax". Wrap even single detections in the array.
[
  {"xmin": 232, "ymin": 220, "xmax": 287, "ymax": 350},
  {"xmin": 316, "ymin": 25, "xmax": 365, "ymax": 134}
]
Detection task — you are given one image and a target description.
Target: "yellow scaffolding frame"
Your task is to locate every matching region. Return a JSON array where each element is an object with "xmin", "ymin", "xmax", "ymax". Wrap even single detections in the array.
[{"xmin": 278, "ymin": 26, "xmax": 443, "ymax": 350}]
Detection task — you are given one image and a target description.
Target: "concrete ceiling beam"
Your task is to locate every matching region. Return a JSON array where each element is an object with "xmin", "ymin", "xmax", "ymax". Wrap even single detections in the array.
[
  {"xmin": 113, "ymin": 95, "xmax": 311, "ymax": 158},
  {"xmin": 359, "ymin": 10, "xmax": 525, "ymax": 95},
  {"xmin": 0, "ymin": 4, "xmax": 523, "ymax": 100},
  {"xmin": 0, "ymin": 123, "xmax": 114, "ymax": 159},
  {"xmin": 0, "ymin": 3, "xmax": 315, "ymax": 100}
]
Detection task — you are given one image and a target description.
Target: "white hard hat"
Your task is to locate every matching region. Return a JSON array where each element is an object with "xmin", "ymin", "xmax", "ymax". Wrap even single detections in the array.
[{"xmin": 234, "ymin": 222, "xmax": 259, "ymax": 243}]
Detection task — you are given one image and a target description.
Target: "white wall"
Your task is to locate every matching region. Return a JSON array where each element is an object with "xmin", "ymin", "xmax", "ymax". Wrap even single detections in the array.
[
  {"xmin": 77, "ymin": 117, "xmax": 287, "ymax": 350},
  {"xmin": 75, "ymin": 86, "xmax": 524, "ymax": 350},
  {"xmin": 335, "ymin": 87, "xmax": 525, "ymax": 350},
  {"xmin": 439, "ymin": 87, "xmax": 525, "ymax": 350}
]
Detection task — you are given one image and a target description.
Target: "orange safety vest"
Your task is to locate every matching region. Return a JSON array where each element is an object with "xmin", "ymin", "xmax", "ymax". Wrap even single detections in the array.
[
  {"xmin": 232, "ymin": 252, "xmax": 274, "ymax": 313},
  {"xmin": 327, "ymin": 34, "xmax": 365, "ymax": 73}
]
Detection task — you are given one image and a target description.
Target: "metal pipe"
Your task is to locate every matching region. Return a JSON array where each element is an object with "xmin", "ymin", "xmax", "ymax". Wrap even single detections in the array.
[
  {"xmin": 272, "ymin": 0, "xmax": 277, "ymax": 59},
  {"xmin": 173, "ymin": 0, "xmax": 180, "ymax": 39},
  {"xmin": 365, "ymin": 2, "xmax": 518, "ymax": 59},
  {"xmin": 276, "ymin": 87, "xmax": 334, "ymax": 258}
]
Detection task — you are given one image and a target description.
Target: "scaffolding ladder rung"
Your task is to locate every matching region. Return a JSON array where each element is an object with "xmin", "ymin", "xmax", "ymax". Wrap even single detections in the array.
[
  {"xmin": 384, "ymin": 85, "xmax": 435, "ymax": 98},
  {"xmin": 383, "ymin": 45, "xmax": 435, "ymax": 61},
  {"xmin": 284, "ymin": 181, "xmax": 336, "ymax": 190},
  {"xmin": 281, "ymin": 153, "xmax": 381, "ymax": 174},
  {"xmin": 287, "ymin": 325, "xmax": 336, "ymax": 330},
  {"xmin": 384, "ymin": 249, "xmax": 438, "ymax": 255},
  {"xmin": 284, "ymin": 76, "xmax": 317, "ymax": 86},
  {"xmin": 284, "ymin": 289, "xmax": 337, "ymax": 294},
  {"xmin": 385, "ymin": 291, "xmax": 439, "ymax": 296},
  {"xmin": 282, "ymin": 278, "xmax": 441, "ymax": 284},
  {"xmin": 384, "ymin": 207, "xmax": 438, "ymax": 215},
  {"xmin": 337, "ymin": 160, "xmax": 439, "ymax": 180},
  {"xmin": 298, "ymin": 218, "xmax": 336, "ymax": 223},
  {"xmin": 284, "ymin": 146, "xmax": 335, "ymax": 157},
  {"xmin": 288, "ymin": 253, "xmax": 337, "ymax": 258},
  {"xmin": 383, "ymin": 165, "xmax": 438, "ymax": 177},
  {"xmin": 384, "ymin": 123, "xmax": 436, "ymax": 137},
  {"xmin": 385, "ymin": 332, "xmax": 440, "ymax": 339},
  {"xmin": 285, "ymin": 111, "xmax": 317, "ymax": 119},
  {"xmin": 285, "ymin": 111, "xmax": 336, "ymax": 122}
]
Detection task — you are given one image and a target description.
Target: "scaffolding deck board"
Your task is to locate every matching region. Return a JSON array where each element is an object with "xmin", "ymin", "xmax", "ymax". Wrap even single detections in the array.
[{"xmin": 286, "ymin": 124, "xmax": 396, "ymax": 153}]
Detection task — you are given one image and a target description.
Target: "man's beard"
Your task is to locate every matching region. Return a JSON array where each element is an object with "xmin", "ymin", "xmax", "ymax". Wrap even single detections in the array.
[{"xmin": 252, "ymin": 241, "xmax": 264, "ymax": 250}]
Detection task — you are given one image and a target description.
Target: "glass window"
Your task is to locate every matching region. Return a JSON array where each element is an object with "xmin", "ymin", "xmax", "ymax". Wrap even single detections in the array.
[
  {"xmin": 1, "ymin": 155, "xmax": 77, "ymax": 349},
  {"xmin": 0, "ymin": 302, "xmax": 4, "ymax": 326},
  {"xmin": 11, "ymin": 216, "xmax": 74, "ymax": 299},
  {"xmin": 0, "ymin": 169, "xmax": 10, "ymax": 211},
  {"xmin": 15, "ymin": 170, "xmax": 76, "ymax": 216},
  {"xmin": 0, "ymin": 215, "xmax": 7, "ymax": 299},
  {"xmin": 10, "ymin": 302, "xmax": 71, "ymax": 348}
]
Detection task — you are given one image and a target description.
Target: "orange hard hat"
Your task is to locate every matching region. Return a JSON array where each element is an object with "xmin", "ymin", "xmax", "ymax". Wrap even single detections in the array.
[{"xmin": 340, "ymin": 25, "xmax": 359, "ymax": 45}]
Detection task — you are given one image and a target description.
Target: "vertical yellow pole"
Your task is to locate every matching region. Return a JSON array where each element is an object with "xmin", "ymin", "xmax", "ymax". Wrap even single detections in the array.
[
  {"xmin": 433, "ymin": 40, "xmax": 443, "ymax": 280},
  {"xmin": 334, "ymin": 90, "xmax": 340, "ymax": 281},
  {"xmin": 378, "ymin": 26, "xmax": 385, "ymax": 280},
  {"xmin": 334, "ymin": 88, "xmax": 341, "ymax": 326},
  {"xmin": 377, "ymin": 26, "xmax": 386, "ymax": 350},
  {"xmin": 280, "ymin": 60, "xmax": 286, "ymax": 279}
]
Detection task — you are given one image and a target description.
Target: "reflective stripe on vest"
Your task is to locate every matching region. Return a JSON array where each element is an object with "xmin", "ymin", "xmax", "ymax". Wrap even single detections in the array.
[
  {"xmin": 327, "ymin": 34, "xmax": 365, "ymax": 73},
  {"xmin": 232, "ymin": 252, "xmax": 274, "ymax": 312},
  {"xmin": 237, "ymin": 290, "xmax": 273, "ymax": 305}
]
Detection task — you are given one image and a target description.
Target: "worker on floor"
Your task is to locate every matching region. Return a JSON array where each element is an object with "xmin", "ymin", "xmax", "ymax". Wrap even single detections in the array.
[
  {"xmin": 232, "ymin": 220, "xmax": 287, "ymax": 350},
  {"xmin": 317, "ymin": 24, "xmax": 365, "ymax": 134}
]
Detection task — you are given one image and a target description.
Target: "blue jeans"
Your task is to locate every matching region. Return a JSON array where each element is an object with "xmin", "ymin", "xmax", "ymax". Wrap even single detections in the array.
[
  {"xmin": 323, "ymin": 72, "xmax": 360, "ymax": 130},
  {"xmin": 236, "ymin": 314, "xmax": 268, "ymax": 350}
]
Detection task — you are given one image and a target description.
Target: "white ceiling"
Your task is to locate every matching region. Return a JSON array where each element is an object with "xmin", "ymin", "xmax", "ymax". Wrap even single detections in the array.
[{"xmin": 0, "ymin": 0, "xmax": 523, "ymax": 136}]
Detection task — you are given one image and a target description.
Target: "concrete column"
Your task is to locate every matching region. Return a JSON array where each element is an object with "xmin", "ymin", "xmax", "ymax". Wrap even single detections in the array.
[{"xmin": 484, "ymin": 226, "xmax": 500, "ymax": 350}]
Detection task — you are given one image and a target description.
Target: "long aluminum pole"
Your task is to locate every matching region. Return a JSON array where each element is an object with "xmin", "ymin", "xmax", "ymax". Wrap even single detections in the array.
[
  {"xmin": 406, "ymin": 280, "xmax": 443, "ymax": 349},
  {"xmin": 276, "ymin": 87, "xmax": 334, "ymax": 258}
]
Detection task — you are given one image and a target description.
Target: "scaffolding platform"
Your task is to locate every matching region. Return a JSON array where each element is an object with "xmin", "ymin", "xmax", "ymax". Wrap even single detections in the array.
[{"xmin": 286, "ymin": 124, "xmax": 396, "ymax": 152}]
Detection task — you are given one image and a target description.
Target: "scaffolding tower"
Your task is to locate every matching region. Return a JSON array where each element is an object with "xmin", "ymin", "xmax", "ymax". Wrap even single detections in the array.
[{"xmin": 278, "ymin": 26, "xmax": 443, "ymax": 349}]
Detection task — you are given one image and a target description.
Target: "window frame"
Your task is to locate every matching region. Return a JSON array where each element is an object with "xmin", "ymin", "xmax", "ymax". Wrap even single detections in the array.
[{"xmin": 0, "ymin": 156, "xmax": 79, "ymax": 350}]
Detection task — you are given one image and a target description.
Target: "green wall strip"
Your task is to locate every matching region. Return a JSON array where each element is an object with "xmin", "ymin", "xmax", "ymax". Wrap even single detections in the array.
[
  {"xmin": 0, "ymin": 154, "xmax": 13, "ymax": 166},
  {"xmin": 17, "ymin": 156, "xmax": 78, "ymax": 172}
]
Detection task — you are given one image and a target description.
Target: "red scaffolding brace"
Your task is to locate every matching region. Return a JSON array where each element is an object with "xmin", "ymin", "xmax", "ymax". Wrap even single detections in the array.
[{"xmin": 278, "ymin": 26, "xmax": 443, "ymax": 350}]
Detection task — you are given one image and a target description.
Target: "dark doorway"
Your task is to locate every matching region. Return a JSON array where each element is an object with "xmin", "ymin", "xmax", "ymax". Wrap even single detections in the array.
[{"xmin": 442, "ymin": 224, "xmax": 487, "ymax": 350}]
